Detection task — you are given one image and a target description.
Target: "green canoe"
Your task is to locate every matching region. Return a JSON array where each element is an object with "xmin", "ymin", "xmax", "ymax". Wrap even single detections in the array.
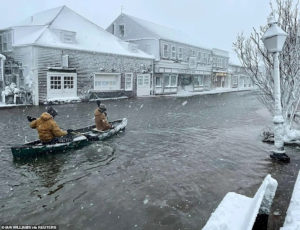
[{"xmin": 11, "ymin": 118, "xmax": 127, "ymax": 159}]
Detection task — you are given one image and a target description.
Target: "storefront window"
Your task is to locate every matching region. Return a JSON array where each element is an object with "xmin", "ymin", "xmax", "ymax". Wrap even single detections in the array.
[
  {"xmin": 194, "ymin": 75, "xmax": 204, "ymax": 86},
  {"xmin": 164, "ymin": 75, "xmax": 170, "ymax": 86},
  {"xmin": 164, "ymin": 74, "xmax": 177, "ymax": 87},
  {"xmin": 170, "ymin": 75, "xmax": 177, "ymax": 86},
  {"xmin": 156, "ymin": 77, "xmax": 161, "ymax": 87}
]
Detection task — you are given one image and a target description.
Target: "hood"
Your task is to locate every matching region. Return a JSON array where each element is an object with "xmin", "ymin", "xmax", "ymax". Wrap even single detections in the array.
[{"xmin": 40, "ymin": 112, "xmax": 53, "ymax": 121}]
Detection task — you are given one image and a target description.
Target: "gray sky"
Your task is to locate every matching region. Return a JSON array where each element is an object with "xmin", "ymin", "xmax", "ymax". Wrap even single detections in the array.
[{"xmin": 0, "ymin": 0, "xmax": 271, "ymax": 63}]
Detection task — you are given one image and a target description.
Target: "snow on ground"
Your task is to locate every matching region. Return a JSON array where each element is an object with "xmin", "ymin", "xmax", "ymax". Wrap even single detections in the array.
[
  {"xmin": 0, "ymin": 102, "xmax": 27, "ymax": 108},
  {"xmin": 167, "ymin": 87, "xmax": 255, "ymax": 98},
  {"xmin": 281, "ymin": 170, "xmax": 300, "ymax": 230}
]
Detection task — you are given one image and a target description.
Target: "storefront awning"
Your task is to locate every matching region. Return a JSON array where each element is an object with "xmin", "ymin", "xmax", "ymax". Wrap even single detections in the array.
[{"xmin": 215, "ymin": 72, "xmax": 227, "ymax": 77}]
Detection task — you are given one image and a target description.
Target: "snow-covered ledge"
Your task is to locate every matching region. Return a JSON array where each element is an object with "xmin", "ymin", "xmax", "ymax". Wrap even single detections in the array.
[
  {"xmin": 203, "ymin": 175, "xmax": 277, "ymax": 230},
  {"xmin": 280, "ymin": 170, "xmax": 300, "ymax": 230}
]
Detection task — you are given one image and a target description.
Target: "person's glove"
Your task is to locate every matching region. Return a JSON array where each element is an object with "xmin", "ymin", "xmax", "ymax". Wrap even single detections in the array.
[
  {"xmin": 67, "ymin": 129, "xmax": 74, "ymax": 134},
  {"xmin": 27, "ymin": 116, "xmax": 36, "ymax": 122}
]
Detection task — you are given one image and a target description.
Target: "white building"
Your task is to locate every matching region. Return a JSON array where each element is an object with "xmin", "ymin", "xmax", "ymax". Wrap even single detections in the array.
[
  {"xmin": 0, "ymin": 6, "xmax": 154, "ymax": 105},
  {"xmin": 107, "ymin": 13, "xmax": 230, "ymax": 95}
]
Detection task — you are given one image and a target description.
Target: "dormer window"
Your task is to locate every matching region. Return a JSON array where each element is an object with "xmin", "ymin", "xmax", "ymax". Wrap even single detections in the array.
[
  {"xmin": 61, "ymin": 31, "xmax": 76, "ymax": 44},
  {"xmin": 119, "ymin": 25, "xmax": 125, "ymax": 37}
]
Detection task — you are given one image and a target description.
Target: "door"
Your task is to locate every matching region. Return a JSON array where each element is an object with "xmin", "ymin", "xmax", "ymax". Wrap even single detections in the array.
[
  {"xmin": 137, "ymin": 74, "xmax": 151, "ymax": 96},
  {"xmin": 47, "ymin": 72, "xmax": 77, "ymax": 100}
]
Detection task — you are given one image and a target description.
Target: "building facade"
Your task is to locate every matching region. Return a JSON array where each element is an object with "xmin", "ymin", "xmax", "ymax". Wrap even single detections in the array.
[
  {"xmin": 228, "ymin": 63, "xmax": 254, "ymax": 89},
  {"xmin": 0, "ymin": 6, "xmax": 153, "ymax": 105},
  {"xmin": 107, "ymin": 13, "xmax": 230, "ymax": 95}
]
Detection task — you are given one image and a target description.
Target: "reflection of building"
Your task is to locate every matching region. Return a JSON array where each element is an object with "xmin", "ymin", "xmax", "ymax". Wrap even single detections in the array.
[
  {"xmin": 0, "ymin": 6, "xmax": 153, "ymax": 105},
  {"xmin": 107, "ymin": 14, "xmax": 229, "ymax": 95},
  {"xmin": 228, "ymin": 63, "xmax": 254, "ymax": 89}
]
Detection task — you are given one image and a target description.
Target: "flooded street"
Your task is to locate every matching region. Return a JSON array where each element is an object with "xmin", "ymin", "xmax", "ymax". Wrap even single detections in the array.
[{"xmin": 0, "ymin": 91, "xmax": 300, "ymax": 229}]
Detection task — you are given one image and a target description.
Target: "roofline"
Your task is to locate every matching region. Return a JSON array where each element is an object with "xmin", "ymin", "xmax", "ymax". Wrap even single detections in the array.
[
  {"xmin": 13, "ymin": 44, "xmax": 154, "ymax": 60},
  {"xmin": 159, "ymin": 38, "xmax": 211, "ymax": 52},
  {"xmin": 125, "ymin": 38, "xmax": 158, "ymax": 41}
]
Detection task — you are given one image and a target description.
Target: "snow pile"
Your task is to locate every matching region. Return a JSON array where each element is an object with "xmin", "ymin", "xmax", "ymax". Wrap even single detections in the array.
[
  {"xmin": 203, "ymin": 175, "xmax": 277, "ymax": 230},
  {"xmin": 2, "ymin": 83, "xmax": 19, "ymax": 96},
  {"xmin": 284, "ymin": 129, "xmax": 300, "ymax": 142},
  {"xmin": 281, "ymin": 170, "xmax": 300, "ymax": 230}
]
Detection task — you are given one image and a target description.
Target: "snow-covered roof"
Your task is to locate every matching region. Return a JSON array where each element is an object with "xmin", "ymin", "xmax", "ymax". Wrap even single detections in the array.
[
  {"xmin": 15, "ymin": 6, "xmax": 63, "ymax": 26},
  {"xmin": 8, "ymin": 6, "xmax": 153, "ymax": 59},
  {"xmin": 123, "ymin": 13, "xmax": 211, "ymax": 50},
  {"xmin": 212, "ymin": 48, "xmax": 229, "ymax": 58}
]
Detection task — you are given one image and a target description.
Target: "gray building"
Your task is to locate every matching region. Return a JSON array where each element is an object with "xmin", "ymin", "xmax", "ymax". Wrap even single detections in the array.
[
  {"xmin": 107, "ymin": 13, "xmax": 230, "ymax": 95},
  {"xmin": 0, "ymin": 6, "xmax": 153, "ymax": 105}
]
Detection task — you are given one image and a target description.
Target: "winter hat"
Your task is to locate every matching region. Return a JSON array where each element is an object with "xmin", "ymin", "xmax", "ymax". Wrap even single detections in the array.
[
  {"xmin": 96, "ymin": 100, "xmax": 101, "ymax": 107},
  {"xmin": 47, "ymin": 106, "xmax": 58, "ymax": 118},
  {"xmin": 99, "ymin": 104, "xmax": 107, "ymax": 112}
]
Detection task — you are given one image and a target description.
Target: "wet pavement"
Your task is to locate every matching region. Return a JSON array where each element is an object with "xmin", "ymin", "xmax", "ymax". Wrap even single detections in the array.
[{"xmin": 0, "ymin": 91, "xmax": 299, "ymax": 230}]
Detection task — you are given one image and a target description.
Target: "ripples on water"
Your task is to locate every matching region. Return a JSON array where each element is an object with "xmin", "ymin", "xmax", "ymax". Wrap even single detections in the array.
[{"xmin": 0, "ymin": 92, "xmax": 280, "ymax": 229}]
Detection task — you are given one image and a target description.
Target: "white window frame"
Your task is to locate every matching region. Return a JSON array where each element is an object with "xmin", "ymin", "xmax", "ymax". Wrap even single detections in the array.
[
  {"xmin": 164, "ymin": 74, "xmax": 177, "ymax": 87},
  {"xmin": 232, "ymin": 75, "xmax": 238, "ymax": 85},
  {"xmin": 125, "ymin": 73, "xmax": 133, "ymax": 91},
  {"xmin": 197, "ymin": 51, "xmax": 201, "ymax": 61},
  {"xmin": 178, "ymin": 47, "xmax": 183, "ymax": 60},
  {"xmin": 155, "ymin": 76, "xmax": 162, "ymax": 87},
  {"xmin": 171, "ymin": 45, "xmax": 176, "ymax": 59},
  {"xmin": 47, "ymin": 72, "xmax": 77, "ymax": 100},
  {"xmin": 2, "ymin": 31, "xmax": 12, "ymax": 52},
  {"xmin": 162, "ymin": 43, "xmax": 169, "ymax": 58},
  {"xmin": 94, "ymin": 73, "xmax": 121, "ymax": 91},
  {"xmin": 194, "ymin": 75, "xmax": 204, "ymax": 87}
]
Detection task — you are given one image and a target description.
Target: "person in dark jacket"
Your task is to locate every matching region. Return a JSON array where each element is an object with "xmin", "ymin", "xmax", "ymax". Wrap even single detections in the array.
[{"xmin": 94, "ymin": 103, "xmax": 112, "ymax": 131}]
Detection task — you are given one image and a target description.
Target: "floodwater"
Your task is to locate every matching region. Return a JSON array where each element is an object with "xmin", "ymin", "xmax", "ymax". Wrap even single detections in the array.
[{"xmin": 0, "ymin": 91, "xmax": 299, "ymax": 230}]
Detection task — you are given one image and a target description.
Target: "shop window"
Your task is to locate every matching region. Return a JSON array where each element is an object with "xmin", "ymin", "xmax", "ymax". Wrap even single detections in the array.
[
  {"xmin": 156, "ymin": 77, "xmax": 161, "ymax": 87},
  {"xmin": 194, "ymin": 75, "xmax": 204, "ymax": 86},
  {"xmin": 164, "ymin": 75, "xmax": 170, "ymax": 86},
  {"xmin": 164, "ymin": 74, "xmax": 177, "ymax": 87},
  {"xmin": 94, "ymin": 74, "xmax": 120, "ymax": 90},
  {"xmin": 170, "ymin": 75, "xmax": 177, "ymax": 86},
  {"xmin": 232, "ymin": 76, "xmax": 238, "ymax": 85}
]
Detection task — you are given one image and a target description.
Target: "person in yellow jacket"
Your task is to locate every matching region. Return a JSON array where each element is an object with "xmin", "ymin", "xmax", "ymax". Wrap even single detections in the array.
[
  {"xmin": 94, "ymin": 102, "xmax": 112, "ymax": 131},
  {"xmin": 27, "ymin": 107, "xmax": 69, "ymax": 144}
]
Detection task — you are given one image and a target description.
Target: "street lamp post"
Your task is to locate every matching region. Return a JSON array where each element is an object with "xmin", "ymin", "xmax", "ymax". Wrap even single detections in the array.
[{"xmin": 262, "ymin": 14, "xmax": 290, "ymax": 162}]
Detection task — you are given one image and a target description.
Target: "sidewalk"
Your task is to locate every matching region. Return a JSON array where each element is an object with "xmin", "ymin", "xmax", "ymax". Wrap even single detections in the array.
[
  {"xmin": 0, "ymin": 102, "xmax": 32, "ymax": 109},
  {"xmin": 162, "ymin": 87, "xmax": 255, "ymax": 98}
]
